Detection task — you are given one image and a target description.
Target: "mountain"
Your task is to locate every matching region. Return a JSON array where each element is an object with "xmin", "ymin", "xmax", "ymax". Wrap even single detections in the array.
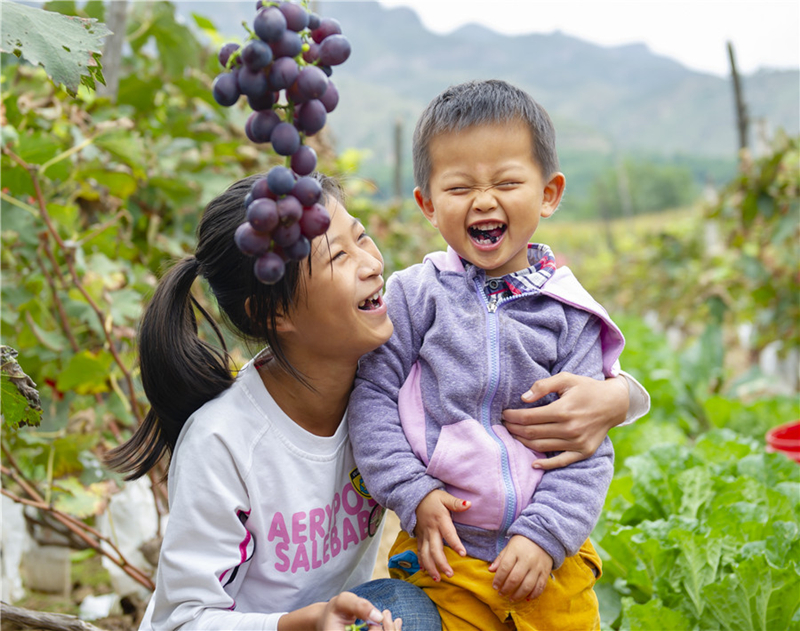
[{"xmin": 187, "ymin": 1, "xmax": 799, "ymax": 199}]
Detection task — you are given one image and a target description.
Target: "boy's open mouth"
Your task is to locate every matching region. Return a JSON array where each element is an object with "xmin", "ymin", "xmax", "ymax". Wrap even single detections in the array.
[
  {"xmin": 468, "ymin": 221, "xmax": 507, "ymax": 245},
  {"xmin": 358, "ymin": 291, "xmax": 383, "ymax": 311}
]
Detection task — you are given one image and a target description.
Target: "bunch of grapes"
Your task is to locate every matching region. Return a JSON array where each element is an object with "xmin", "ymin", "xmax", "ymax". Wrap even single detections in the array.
[{"xmin": 212, "ymin": 0, "xmax": 351, "ymax": 284}]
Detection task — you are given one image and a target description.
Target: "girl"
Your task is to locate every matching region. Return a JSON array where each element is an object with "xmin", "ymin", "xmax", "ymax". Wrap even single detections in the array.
[{"xmin": 106, "ymin": 173, "xmax": 643, "ymax": 630}]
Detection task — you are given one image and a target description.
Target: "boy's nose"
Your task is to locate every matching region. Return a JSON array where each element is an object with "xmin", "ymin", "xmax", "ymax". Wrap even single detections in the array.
[{"xmin": 471, "ymin": 187, "xmax": 497, "ymax": 212}]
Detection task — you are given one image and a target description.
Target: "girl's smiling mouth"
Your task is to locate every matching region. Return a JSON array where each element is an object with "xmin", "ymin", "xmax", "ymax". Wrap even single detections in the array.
[{"xmin": 358, "ymin": 291, "xmax": 384, "ymax": 311}]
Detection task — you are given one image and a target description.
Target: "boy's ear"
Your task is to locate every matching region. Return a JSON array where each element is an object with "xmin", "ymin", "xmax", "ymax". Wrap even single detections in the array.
[
  {"xmin": 414, "ymin": 187, "xmax": 438, "ymax": 228},
  {"xmin": 541, "ymin": 172, "xmax": 566, "ymax": 218}
]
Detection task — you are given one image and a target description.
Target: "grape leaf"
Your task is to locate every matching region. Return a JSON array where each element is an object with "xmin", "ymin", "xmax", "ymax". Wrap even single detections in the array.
[
  {"xmin": 0, "ymin": 1, "xmax": 110, "ymax": 96},
  {"xmin": 0, "ymin": 346, "xmax": 42, "ymax": 429}
]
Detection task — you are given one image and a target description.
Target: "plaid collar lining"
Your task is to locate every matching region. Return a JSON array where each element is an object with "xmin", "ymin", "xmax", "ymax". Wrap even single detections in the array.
[{"xmin": 462, "ymin": 243, "xmax": 558, "ymax": 297}]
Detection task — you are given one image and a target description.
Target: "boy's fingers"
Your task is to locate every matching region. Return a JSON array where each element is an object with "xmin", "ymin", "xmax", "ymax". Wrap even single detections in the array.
[
  {"xmin": 430, "ymin": 538, "xmax": 454, "ymax": 578},
  {"xmin": 533, "ymin": 451, "xmax": 582, "ymax": 470},
  {"xmin": 490, "ymin": 553, "xmax": 511, "ymax": 590},
  {"xmin": 418, "ymin": 539, "xmax": 439, "ymax": 581},
  {"xmin": 441, "ymin": 521, "xmax": 467, "ymax": 557}
]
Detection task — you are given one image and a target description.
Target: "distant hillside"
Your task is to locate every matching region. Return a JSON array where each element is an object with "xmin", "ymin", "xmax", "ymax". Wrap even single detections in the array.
[{"xmin": 189, "ymin": 1, "xmax": 799, "ymax": 200}]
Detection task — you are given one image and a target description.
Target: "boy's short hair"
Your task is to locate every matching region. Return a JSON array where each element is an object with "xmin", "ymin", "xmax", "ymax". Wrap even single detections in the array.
[{"xmin": 412, "ymin": 80, "xmax": 559, "ymax": 197}]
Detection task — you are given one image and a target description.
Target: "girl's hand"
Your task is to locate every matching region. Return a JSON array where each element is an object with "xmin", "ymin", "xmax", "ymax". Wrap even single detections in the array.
[
  {"xmin": 501, "ymin": 373, "xmax": 629, "ymax": 470},
  {"xmin": 320, "ymin": 592, "xmax": 401, "ymax": 630}
]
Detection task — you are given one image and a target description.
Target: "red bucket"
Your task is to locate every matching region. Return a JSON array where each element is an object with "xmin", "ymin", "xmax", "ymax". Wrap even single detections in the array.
[{"xmin": 766, "ymin": 420, "xmax": 800, "ymax": 463}]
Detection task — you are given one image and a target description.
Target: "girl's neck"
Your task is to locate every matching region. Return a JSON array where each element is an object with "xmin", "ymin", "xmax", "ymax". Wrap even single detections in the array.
[{"xmin": 257, "ymin": 353, "xmax": 357, "ymax": 437}]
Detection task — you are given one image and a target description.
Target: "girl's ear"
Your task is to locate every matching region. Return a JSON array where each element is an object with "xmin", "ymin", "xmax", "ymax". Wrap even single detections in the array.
[
  {"xmin": 414, "ymin": 187, "xmax": 438, "ymax": 228},
  {"xmin": 541, "ymin": 172, "xmax": 566, "ymax": 218},
  {"xmin": 245, "ymin": 297, "xmax": 295, "ymax": 334}
]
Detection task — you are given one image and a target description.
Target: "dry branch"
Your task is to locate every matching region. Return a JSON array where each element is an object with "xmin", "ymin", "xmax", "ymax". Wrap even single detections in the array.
[{"xmin": 1, "ymin": 602, "xmax": 108, "ymax": 631}]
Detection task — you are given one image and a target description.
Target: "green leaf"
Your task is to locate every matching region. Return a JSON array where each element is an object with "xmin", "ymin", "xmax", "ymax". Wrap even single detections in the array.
[
  {"xmin": 55, "ymin": 349, "xmax": 113, "ymax": 394},
  {"xmin": 620, "ymin": 596, "xmax": 694, "ymax": 631},
  {"xmin": 0, "ymin": 2, "xmax": 111, "ymax": 96},
  {"xmin": 94, "ymin": 131, "xmax": 147, "ymax": 179},
  {"xmin": 703, "ymin": 557, "xmax": 800, "ymax": 631},
  {"xmin": 52, "ymin": 477, "xmax": 110, "ymax": 518},
  {"xmin": 1, "ymin": 346, "xmax": 42, "ymax": 429},
  {"xmin": 669, "ymin": 529, "xmax": 721, "ymax": 618},
  {"xmin": 75, "ymin": 168, "xmax": 137, "ymax": 199}
]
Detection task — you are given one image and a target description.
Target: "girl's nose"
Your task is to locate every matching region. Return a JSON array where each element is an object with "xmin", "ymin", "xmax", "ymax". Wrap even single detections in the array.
[{"xmin": 359, "ymin": 249, "xmax": 384, "ymax": 278}]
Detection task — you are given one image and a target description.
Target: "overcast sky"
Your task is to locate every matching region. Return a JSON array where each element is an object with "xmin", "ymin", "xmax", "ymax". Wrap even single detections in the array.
[{"xmin": 375, "ymin": 0, "xmax": 800, "ymax": 76}]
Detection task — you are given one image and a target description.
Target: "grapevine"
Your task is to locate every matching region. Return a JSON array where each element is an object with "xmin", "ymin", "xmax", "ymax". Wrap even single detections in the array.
[{"xmin": 213, "ymin": 0, "xmax": 351, "ymax": 283}]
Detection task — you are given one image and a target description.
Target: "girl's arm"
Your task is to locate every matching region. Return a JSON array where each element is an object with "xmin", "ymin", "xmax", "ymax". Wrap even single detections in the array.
[{"xmin": 501, "ymin": 371, "xmax": 649, "ymax": 471}]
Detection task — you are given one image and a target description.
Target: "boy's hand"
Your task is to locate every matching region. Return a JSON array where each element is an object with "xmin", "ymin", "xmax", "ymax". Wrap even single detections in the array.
[
  {"xmin": 488, "ymin": 535, "xmax": 553, "ymax": 602},
  {"xmin": 413, "ymin": 489, "xmax": 471, "ymax": 581}
]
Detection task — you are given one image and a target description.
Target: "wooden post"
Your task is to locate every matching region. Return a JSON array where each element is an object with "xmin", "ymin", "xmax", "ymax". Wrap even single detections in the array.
[
  {"xmin": 727, "ymin": 41, "xmax": 749, "ymax": 154},
  {"xmin": 97, "ymin": 0, "xmax": 128, "ymax": 102}
]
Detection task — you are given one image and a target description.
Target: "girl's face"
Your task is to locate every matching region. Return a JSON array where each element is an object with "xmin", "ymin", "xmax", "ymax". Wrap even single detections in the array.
[{"xmin": 282, "ymin": 200, "xmax": 393, "ymax": 365}]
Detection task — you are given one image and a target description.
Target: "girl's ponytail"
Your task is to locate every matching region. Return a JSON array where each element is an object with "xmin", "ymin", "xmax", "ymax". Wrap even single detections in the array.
[{"xmin": 105, "ymin": 256, "xmax": 233, "ymax": 480}]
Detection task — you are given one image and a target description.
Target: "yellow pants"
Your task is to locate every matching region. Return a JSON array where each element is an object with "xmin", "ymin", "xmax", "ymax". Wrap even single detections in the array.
[{"xmin": 388, "ymin": 531, "xmax": 602, "ymax": 631}]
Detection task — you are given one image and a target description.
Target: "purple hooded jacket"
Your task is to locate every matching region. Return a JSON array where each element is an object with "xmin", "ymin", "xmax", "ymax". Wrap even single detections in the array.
[{"xmin": 349, "ymin": 245, "xmax": 625, "ymax": 568}]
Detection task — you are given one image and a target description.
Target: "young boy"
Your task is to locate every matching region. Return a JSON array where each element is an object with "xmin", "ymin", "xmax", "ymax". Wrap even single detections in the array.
[{"xmin": 348, "ymin": 80, "xmax": 626, "ymax": 631}]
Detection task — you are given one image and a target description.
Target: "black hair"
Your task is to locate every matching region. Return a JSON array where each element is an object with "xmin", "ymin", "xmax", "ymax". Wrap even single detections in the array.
[
  {"xmin": 104, "ymin": 173, "xmax": 342, "ymax": 480},
  {"xmin": 412, "ymin": 79, "xmax": 559, "ymax": 197}
]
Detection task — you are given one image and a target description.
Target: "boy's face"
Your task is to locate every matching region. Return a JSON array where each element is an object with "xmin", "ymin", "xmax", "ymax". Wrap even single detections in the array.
[{"xmin": 414, "ymin": 121, "xmax": 565, "ymax": 277}]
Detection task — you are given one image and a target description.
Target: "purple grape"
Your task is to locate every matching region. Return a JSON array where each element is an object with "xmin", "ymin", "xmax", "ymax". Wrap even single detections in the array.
[
  {"xmin": 244, "ymin": 191, "xmax": 254, "ymax": 209},
  {"xmin": 247, "ymin": 90, "xmax": 277, "ymax": 111},
  {"xmin": 268, "ymin": 57, "xmax": 299, "ymax": 91},
  {"xmin": 235, "ymin": 222, "xmax": 272, "ymax": 256},
  {"xmin": 307, "ymin": 12, "xmax": 321, "ymax": 30},
  {"xmin": 241, "ymin": 39, "xmax": 273, "ymax": 71},
  {"xmin": 237, "ymin": 66, "xmax": 269, "ymax": 98},
  {"xmin": 278, "ymin": 2, "xmax": 309, "ymax": 32},
  {"xmin": 270, "ymin": 122, "xmax": 301, "ymax": 155},
  {"xmin": 254, "ymin": 7, "xmax": 287, "ymax": 43},
  {"xmin": 212, "ymin": 73, "xmax": 240, "ymax": 106},
  {"xmin": 318, "ymin": 64, "xmax": 333, "ymax": 77},
  {"xmin": 246, "ymin": 110, "xmax": 281, "ymax": 144},
  {"xmin": 295, "ymin": 66, "xmax": 328, "ymax": 100},
  {"xmin": 247, "ymin": 198, "xmax": 280, "ymax": 233},
  {"xmin": 319, "ymin": 80, "xmax": 339, "ymax": 113},
  {"xmin": 277, "ymin": 195, "xmax": 303, "ymax": 224},
  {"xmin": 303, "ymin": 42, "xmax": 320, "ymax": 64},
  {"xmin": 270, "ymin": 29, "xmax": 303, "ymax": 59},
  {"xmin": 267, "ymin": 166, "xmax": 296, "ymax": 196},
  {"xmin": 254, "ymin": 251, "xmax": 286, "ymax": 284},
  {"xmin": 291, "ymin": 145, "xmax": 317, "ymax": 176},
  {"xmin": 272, "ymin": 221, "xmax": 302, "ymax": 247},
  {"xmin": 292, "ymin": 176, "xmax": 322, "ymax": 207},
  {"xmin": 311, "ymin": 17, "xmax": 342, "ymax": 44},
  {"xmin": 319, "ymin": 34, "xmax": 351, "ymax": 66},
  {"xmin": 255, "ymin": 0, "xmax": 265, "ymax": 8},
  {"xmin": 251, "ymin": 179, "xmax": 269, "ymax": 201},
  {"xmin": 218, "ymin": 42, "xmax": 240, "ymax": 68},
  {"xmin": 299, "ymin": 203, "xmax": 331, "ymax": 239},
  {"xmin": 297, "ymin": 99, "xmax": 327, "ymax": 135},
  {"xmin": 286, "ymin": 81, "xmax": 309, "ymax": 105},
  {"xmin": 283, "ymin": 236, "xmax": 311, "ymax": 261}
]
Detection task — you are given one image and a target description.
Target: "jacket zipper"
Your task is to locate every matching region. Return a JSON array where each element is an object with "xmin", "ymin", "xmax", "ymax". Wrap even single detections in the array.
[{"xmin": 473, "ymin": 280, "xmax": 526, "ymax": 556}]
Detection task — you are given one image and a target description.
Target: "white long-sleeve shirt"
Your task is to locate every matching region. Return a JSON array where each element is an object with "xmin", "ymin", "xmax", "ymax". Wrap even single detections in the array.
[{"xmin": 140, "ymin": 358, "xmax": 385, "ymax": 630}]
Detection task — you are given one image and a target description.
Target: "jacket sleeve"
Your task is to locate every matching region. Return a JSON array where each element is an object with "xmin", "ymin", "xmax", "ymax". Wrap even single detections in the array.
[
  {"xmin": 148, "ymin": 425, "xmax": 282, "ymax": 631},
  {"xmin": 507, "ymin": 311, "xmax": 614, "ymax": 569},
  {"xmin": 349, "ymin": 271, "xmax": 444, "ymax": 535}
]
